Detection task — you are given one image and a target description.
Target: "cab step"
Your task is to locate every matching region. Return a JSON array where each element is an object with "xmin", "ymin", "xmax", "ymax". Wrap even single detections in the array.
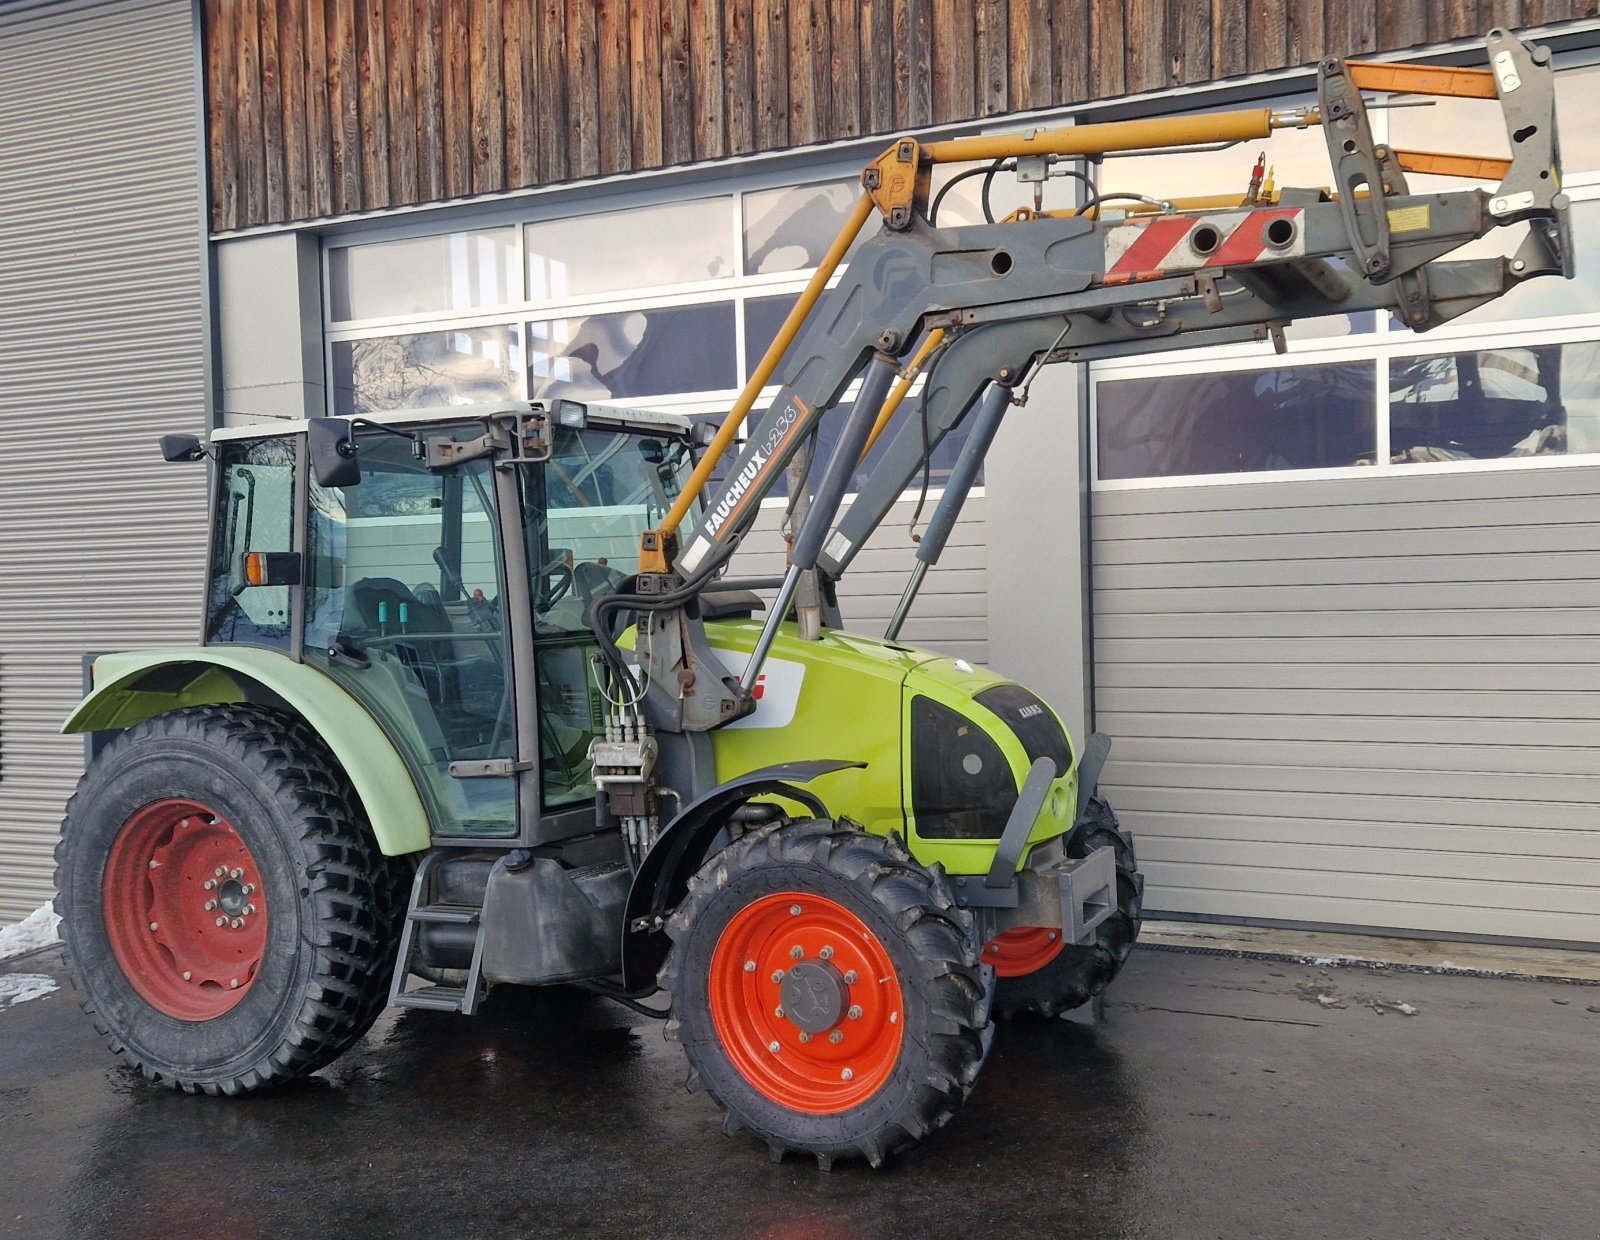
[{"xmin": 389, "ymin": 852, "xmax": 491, "ymax": 1015}]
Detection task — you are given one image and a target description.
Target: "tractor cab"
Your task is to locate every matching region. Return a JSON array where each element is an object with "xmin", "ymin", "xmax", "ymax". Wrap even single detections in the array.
[{"xmin": 204, "ymin": 402, "xmax": 699, "ymax": 843}]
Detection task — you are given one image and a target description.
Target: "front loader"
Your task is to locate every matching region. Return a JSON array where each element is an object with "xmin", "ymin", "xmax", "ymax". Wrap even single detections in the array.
[{"xmin": 57, "ymin": 29, "xmax": 1571, "ymax": 1168}]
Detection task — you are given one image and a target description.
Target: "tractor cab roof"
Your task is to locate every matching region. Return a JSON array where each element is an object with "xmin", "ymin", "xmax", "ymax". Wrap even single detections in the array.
[{"xmin": 209, "ymin": 399, "xmax": 693, "ymax": 444}]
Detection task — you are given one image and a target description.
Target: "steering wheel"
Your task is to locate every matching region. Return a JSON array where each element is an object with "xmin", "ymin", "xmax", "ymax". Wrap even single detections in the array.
[{"xmin": 535, "ymin": 557, "xmax": 574, "ymax": 609}]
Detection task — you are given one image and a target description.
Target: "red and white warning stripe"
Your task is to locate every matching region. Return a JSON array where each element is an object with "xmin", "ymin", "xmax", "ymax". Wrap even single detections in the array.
[{"xmin": 1103, "ymin": 206, "xmax": 1305, "ymax": 280}]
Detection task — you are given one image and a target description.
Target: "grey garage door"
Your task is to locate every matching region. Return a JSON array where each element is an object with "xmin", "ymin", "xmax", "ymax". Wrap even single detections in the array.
[
  {"xmin": 1093, "ymin": 465, "xmax": 1600, "ymax": 947},
  {"xmin": 0, "ymin": 0, "xmax": 208, "ymax": 920}
]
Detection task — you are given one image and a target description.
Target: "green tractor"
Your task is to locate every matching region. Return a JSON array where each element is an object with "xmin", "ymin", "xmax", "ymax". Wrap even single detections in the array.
[
  {"xmin": 57, "ymin": 401, "xmax": 1137, "ymax": 1168},
  {"xmin": 55, "ymin": 28, "xmax": 1568, "ymax": 1168}
]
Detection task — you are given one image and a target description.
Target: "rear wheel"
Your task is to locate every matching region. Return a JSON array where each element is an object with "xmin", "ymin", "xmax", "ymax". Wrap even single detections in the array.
[
  {"xmin": 660, "ymin": 820, "xmax": 992, "ymax": 1169},
  {"xmin": 56, "ymin": 705, "xmax": 408, "ymax": 1094},
  {"xmin": 988, "ymin": 796, "xmax": 1143, "ymax": 1018}
]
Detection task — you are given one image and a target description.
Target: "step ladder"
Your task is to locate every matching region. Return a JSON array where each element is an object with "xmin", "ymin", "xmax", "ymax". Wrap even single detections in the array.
[{"xmin": 390, "ymin": 851, "xmax": 489, "ymax": 1015}]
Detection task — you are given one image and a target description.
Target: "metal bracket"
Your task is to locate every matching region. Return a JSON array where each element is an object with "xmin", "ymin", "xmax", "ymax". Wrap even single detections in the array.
[
  {"xmin": 448, "ymin": 758, "xmax": 534, "ymax": 778},
  {"xmin": 985, "ymin": 757, "xmax": 1057, "ymax": 889}
]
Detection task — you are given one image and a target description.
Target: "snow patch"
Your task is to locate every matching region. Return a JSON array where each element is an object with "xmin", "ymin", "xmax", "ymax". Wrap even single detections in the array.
[
  {"xmin": 0, "ymin": 901, "xmax": 62, "ymax": 962},
  {"xmin": 0, "ymin": 973, "xmax": 57, "ymax": 1008}
]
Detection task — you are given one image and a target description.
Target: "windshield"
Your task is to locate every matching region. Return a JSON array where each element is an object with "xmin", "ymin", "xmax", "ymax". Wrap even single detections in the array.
[{"xmin": 525, "ymin": 424, "xmax": 697, "ymax": 635}]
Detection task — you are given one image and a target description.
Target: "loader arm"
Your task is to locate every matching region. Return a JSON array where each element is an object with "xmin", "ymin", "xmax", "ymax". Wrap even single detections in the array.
[{"xmin": 603, "ymin": 26, "xmax": 1570, "ymax": 751}]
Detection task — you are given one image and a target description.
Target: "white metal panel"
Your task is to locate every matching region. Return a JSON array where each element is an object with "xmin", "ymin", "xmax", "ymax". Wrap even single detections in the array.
[
  {"xmin": 0, "ymin": 0, "xmax": 207, "ymax": 920},
  {"xmin": 1093, "ymin": 465, "xmax": 1600, "ymax": 947}
]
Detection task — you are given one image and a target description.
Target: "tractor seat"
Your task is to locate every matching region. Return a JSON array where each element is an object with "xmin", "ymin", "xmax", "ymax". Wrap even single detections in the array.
[{"xmin": 346, "ymin": 577, "xmax": 451, "ymax": 635}]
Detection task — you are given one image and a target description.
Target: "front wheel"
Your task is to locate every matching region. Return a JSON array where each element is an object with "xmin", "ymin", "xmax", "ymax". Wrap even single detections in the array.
[
  {"xmin": 660, "ymin": 820, "xmax": 993, "ymax": 1169},
  {"xmin": 55, "ymin": 705, "xmax": 408, "ymax": 1094},
  {"xmin": 988, "ymin": 795, "xmax": 1143, "ymax": 1018}
]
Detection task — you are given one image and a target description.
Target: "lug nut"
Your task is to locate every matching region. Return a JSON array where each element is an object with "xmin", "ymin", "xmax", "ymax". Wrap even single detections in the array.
[
  {"xmin": 204, "ymin": 900, "xmax": 217, "ymax": 911},
  {"xmin": 829, "ymin": 1030, "xmax": 843, "ymax": 1044},
  {"xmin": 744, "ymin": 960, "xmax": 756, "ymax": 973},
  {"xmin": 203, "ymin": 879, "xmax": 216, "ymax": 891},
  {"xmin": 229, "ymin": 978, "xmax": 240, "ymax": 989},
  {"xmin": 242, "ymin": 884, "xmax": 255, "ymax": 895},
  {"xmin": 789, "ymin": 904, "xmax": 801, "ymax": 916},
  {"xmin": 819, "ymin": 946, "xmax": 834, "ymax": 960},
  {"xmin": 841, "ymin": 1068, "xmax": 854, "ymax": 1081},
  {"xmin": 215, "ymin": 867, "xmax": 226, "ymax": 878},
  {"xmin": 230, "ymin": 918, "xmax": 244, "ymax": 929},
  {"xmin": 1047, "ymin": 932, "xmax": 1058, "ymax": 942},
  {"xmin": 843, "ymin": 970, "xmax": 859, "ymax": 984},
  {"xmin": 215, "ymin": 917, "xmax": 228, "ymax": 927},
  {"xmin": 798, "ymin": 1032, "xmax": 812, "ymax": 1043},
  {"xmin": 890, "ymin": 1011, "xmax": 899, "ymax": 1024},
  {"xmin": 181, "ymin": 971, "xmax": 191, "ymax": 981},
  {"xmin": 847, "ymin": 1005, "xmax": 862, "ymax": 1020},
  {"xmin": 768, "ymin": 1040, "xmax": 780, "ymax": 1053},
  {"xmin": 771, "ymin": 970, "xmax": 785, "ymax": 983},
  {"xmin": 789, "ymin": 945, "xmax": 803, "ymax": 959},
  {"xmin": 774, "ymin": 1006, "xmax": 785, "ymax": 1019},
  {"xmin": 243, "ymin": 904, "xmax": 256, "ymax": 916},
  {"xmin": 229, "ymin": 868, "xmax": 243, "ymax": 880},
  {"xmin": 148, "ymin": 922, "xmax": 158, "ymax": 932}
]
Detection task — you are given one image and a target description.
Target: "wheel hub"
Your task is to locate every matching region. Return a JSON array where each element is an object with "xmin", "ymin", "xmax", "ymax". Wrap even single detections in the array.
[
  {"xmin": 709, "ymin": 892, "xmax": 905, "ymax": 1115},
  {"xmin": 102, "ymin": 797, "xmax": 268, "ymax": 1020},
  {"xmin": 778, "ymin": 959, "xmax": 848, "ymax": 1033}
]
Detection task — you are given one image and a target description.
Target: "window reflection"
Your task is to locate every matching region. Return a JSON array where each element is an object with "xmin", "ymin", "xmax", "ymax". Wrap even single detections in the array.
[
  {"xmin": 1390, "ymin": 343, "xmax": 1600, "ymax": 463},
  {"xmin": 328, "ymin": 229, "xmax": 516, "ymax": 322},
  {"xmin": 526, "ymin": 197, "xmax": 735, "ymax": 299},
  {"xmin": 743, "ymin": 181, "xmax": 861, "ymax": 274},
  {"xmin": 528, "ymin": 303, "xmax": 737, "ymax": 400},
  {"xmin": 331, "ymin": 327, "xmax": 522, "ymax": 414},
  {"xmin": 1097, "ymin": 362, "xmax": 1377, "ymax": 480}
]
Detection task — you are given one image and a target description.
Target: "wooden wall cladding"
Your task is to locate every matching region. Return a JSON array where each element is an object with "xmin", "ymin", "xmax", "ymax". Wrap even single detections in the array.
[{"xmin": 205, "ymin": 0, "xmax": 1599, "ymax": 230}]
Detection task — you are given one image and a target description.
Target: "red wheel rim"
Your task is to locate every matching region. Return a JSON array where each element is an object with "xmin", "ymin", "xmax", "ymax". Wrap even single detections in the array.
[
  {"xmin": 984, "ymin": 926, "xmax": 1066, "ymax": 978},
  {"xmin": 102, "ymin": 798, "xmax": 268, "ymax": 1020},
  {"xmin": 709, "ymin": 892, "xmax": 904, "ymax": 1115}
]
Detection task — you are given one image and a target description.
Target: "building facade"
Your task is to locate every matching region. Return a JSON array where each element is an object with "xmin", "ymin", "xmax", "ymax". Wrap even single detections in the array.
[{"xmin": 3, "ymin": 0, "xmax": 1598, "ymax": 948}]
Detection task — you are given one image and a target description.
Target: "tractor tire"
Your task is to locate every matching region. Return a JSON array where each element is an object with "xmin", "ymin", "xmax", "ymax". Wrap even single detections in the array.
[
  {"xmin": 987, "ymin": 795, "xmax": 1143, "ymax": 1019},
  {"xmin": 55, "ymin": 705, "xmax": 409, "ymax": 1094},
  {"xmin": 659, "ymin": 819, "xmax": 993, "ymax": 1170}
]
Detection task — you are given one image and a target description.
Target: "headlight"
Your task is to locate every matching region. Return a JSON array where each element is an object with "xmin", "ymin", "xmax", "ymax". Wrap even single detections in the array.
[
  {"xmin": 910, "ymin": 695, "xmax": 1017, "ymax": 839},
  {"xmin": 972, "ymin": 684, "xmax": 1071, "ymax": 776}
]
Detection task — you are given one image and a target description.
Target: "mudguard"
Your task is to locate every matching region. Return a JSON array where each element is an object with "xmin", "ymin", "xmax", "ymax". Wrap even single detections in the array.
[
  {"xmin": 62, "ymin": 647, "xmax": 431, "ymax": 856},
  {"xmin": 619, "ymin": 759, "xmax": 864, "ymax": 990}
]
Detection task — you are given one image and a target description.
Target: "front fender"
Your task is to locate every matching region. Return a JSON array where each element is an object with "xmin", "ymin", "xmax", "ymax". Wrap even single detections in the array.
[
  {"xmin": 64, "ymin": 647, "xmax": 431, "ymax": 856},
  {"xmin": 619, "ymin": 759, "xmax": 864, "ymax": 990}
]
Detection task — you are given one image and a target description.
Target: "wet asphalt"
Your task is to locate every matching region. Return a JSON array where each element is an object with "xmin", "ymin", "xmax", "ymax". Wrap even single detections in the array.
[{"xmin": 1, "ymin": 943, "xmax": 1596, "ymax": 1240}]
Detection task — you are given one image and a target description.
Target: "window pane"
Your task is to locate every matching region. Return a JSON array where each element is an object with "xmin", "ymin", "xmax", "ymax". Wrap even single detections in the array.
[
  {"xmin": 331, "ymin": 327, "xmax": 522, "ymax": 415},
  {"xmin": 1390, "ymin": 342, "xmax": 1600, "ymax": 462},
  {"xmin": 528, "ymin": 302, "xmax": 737, "ymax": 400},
  {"xmin": 1557, "ymin": 64, "xmax": 1600, "ymax": 174},
  {"xmin": 525, "ymin": 197, "xmax": 735, "ymax": 299},
  {"xmin": 205, "ymin": 437, "xmax": 295, "ymax": 649},
  {"xmin": 327, "ymin": 228, "xmax": 516, "ymax": 321},
  {"xmin": 1099, "ymin": 108, "xmax": 1332, "ymax": 203},
  {"xmin": 744, "ymin": 293, "xmax": 797, "ymax": 379},
  {"xmin": 1097, "ymin": 362, "xmax": 1377, "ymax": 480},
  {"xmin": 743, "ymin": 180, "xmax": 861, "ymax": 274}
]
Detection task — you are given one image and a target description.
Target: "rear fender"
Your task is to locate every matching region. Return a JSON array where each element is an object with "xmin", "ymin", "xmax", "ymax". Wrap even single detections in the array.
[
  {"xmin": 619, "ymin": 760, "xmax": 864, "ymax": 990},
  {"xmin": 63, "ymin": 647, "xmax": 431, "ymax": 856}
]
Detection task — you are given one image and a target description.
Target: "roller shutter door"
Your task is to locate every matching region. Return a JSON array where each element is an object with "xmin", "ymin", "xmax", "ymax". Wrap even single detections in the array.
[
  {"xmin": 0, "ymin": 0, "xmax": 207, "ymax": 920},
  {"xmin": 1094, "ymin": 467, "xmax": 1600, "ymax": 947}
]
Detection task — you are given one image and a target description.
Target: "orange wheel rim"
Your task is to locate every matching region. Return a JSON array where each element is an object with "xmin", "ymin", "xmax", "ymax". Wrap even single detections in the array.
[
  {"xmin": 984, "ymin": 926, "xmax": 1066, "ymax": 978},
  {"xmin": 709, "ymin": 892, "xmax": 904, "ymax": 1116},
  {"xmin": 102, "ymin": 798, "xmax": 267, "ymax": 1020}
]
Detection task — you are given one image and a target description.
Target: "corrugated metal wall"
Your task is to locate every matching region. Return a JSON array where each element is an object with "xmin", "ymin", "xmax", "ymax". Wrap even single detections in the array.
[
  {"xmin": 0, "ymin": 0, "xmax": 209, "ymax": 921},
  {"xmin": 1093, "ymin": 467, "xmax": 1600, "ymax": 946},
  {"xmin": 741, "ymin": 497, "xmax": 988, "ymax": 667}
]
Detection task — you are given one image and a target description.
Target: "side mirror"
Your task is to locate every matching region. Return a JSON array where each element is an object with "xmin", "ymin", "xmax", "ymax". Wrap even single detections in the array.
[
  {"xmin": 159, "ymin": 433, "xmax": 205, "ymax": 462},
  {"xmin": 691, "ymin": 421, "xmax": 719, "ymax": 450},
  {"xmin": 308, "ymin": 418, "xmax": 360, "ymax": 487}
]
